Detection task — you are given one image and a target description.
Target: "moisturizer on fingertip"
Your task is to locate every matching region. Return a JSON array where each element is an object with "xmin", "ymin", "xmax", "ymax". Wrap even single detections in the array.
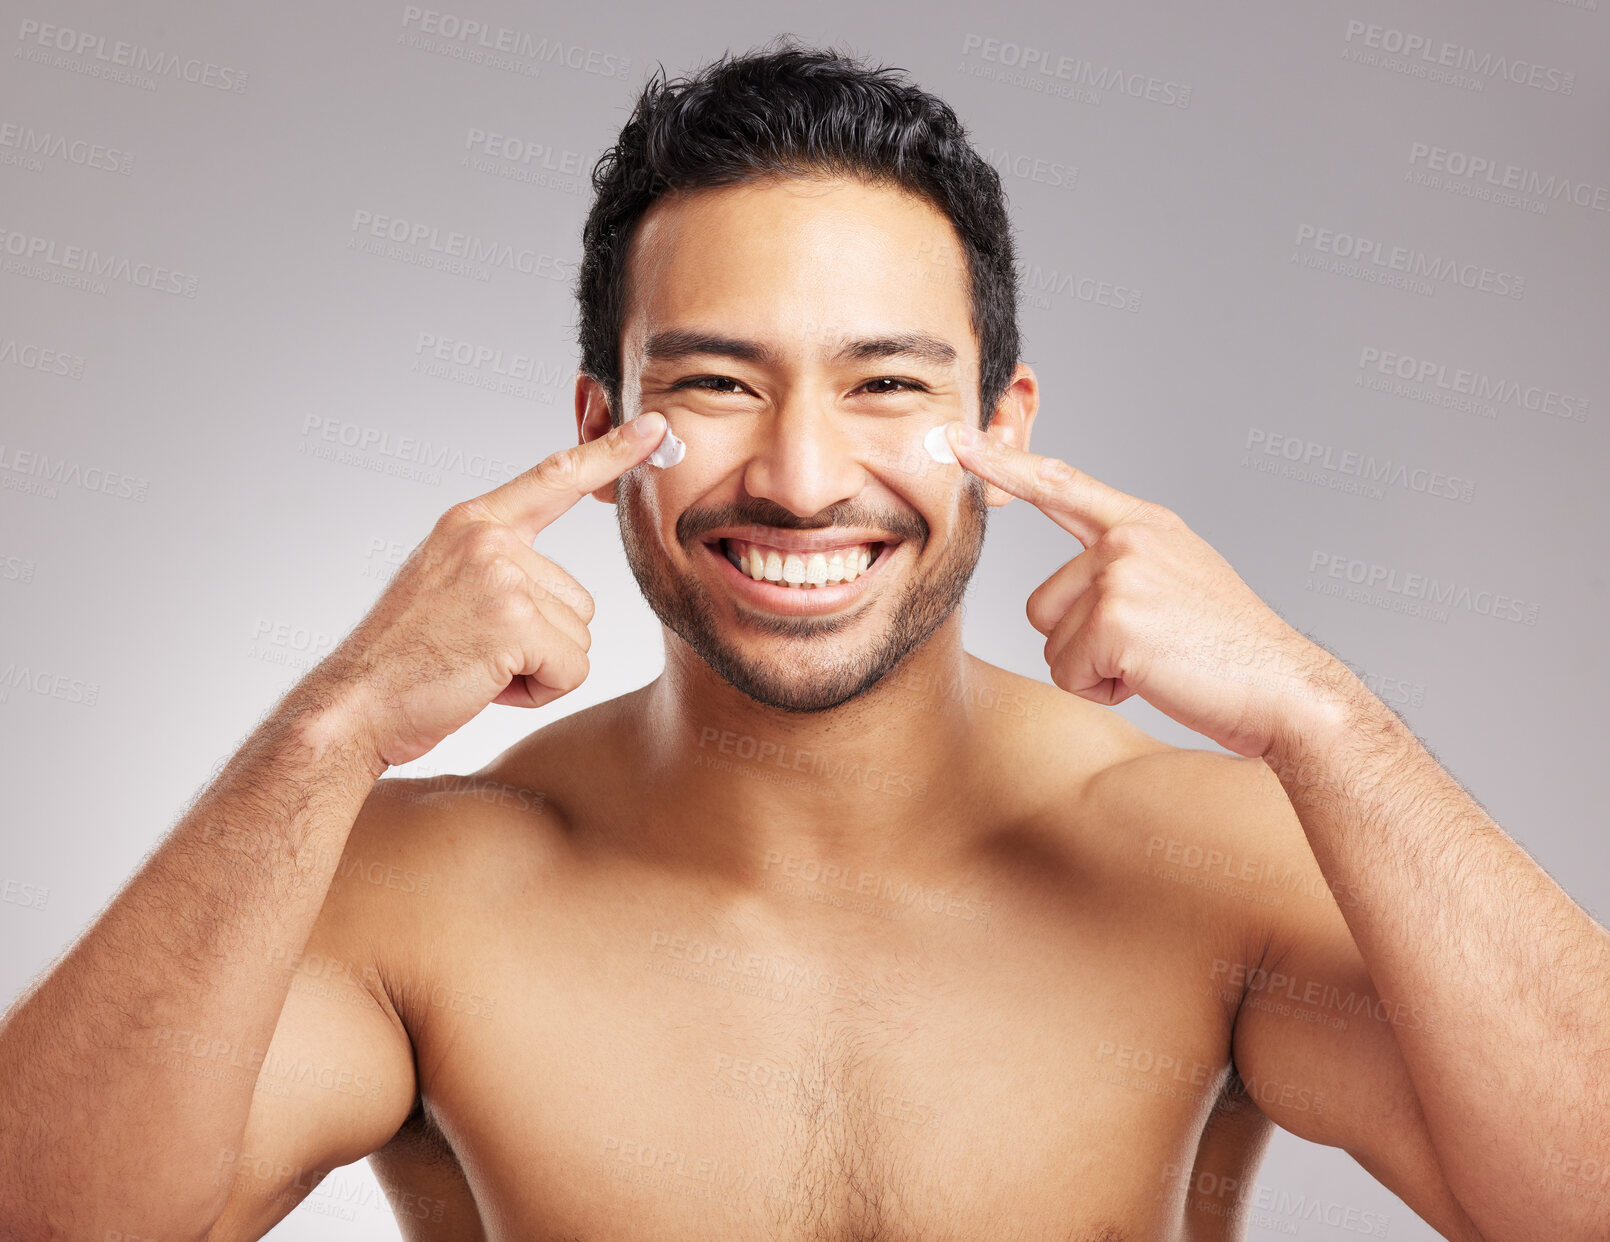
[{"xmin": 923, "ymin": 424, "xmax": 957, "ymax": 464}]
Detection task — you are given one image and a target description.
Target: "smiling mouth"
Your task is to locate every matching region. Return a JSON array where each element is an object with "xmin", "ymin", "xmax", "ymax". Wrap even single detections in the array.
[{"xmin": 715, "ymin": 537, "xmax": 890, "ymax": 589}]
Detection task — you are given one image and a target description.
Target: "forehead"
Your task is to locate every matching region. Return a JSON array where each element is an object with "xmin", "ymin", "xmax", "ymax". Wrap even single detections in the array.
[{"xmin": 620, "ymin": 175, "xmax": 973, "ymax": 359}]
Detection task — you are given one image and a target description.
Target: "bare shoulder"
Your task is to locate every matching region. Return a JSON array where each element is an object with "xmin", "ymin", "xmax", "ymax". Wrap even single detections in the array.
[
  {"xmin": 1076, "ymin": 723, "xmax": 1358, "ymax": 943},
  {"xmin": 957, "ymin": 655, "xmax": 1178, "ymax": 800},
  {"xmin": 336, "ymin": 744, "xmax": 579, "ymax": 906},
  {"xmin": 970, "ymin": 657, "xmax": 1336, "ymax": 915}
]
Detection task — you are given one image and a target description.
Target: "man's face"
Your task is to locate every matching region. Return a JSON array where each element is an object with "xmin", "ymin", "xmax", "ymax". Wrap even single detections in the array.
[{"xmin": 585, "ymin": 175, "xmax": 1031, "ymax": 713}]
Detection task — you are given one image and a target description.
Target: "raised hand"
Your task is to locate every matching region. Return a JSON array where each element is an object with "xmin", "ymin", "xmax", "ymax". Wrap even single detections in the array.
[
  {"xmin": 942, "ymin": 420, "xmax": 1354, "ymax": 759},
  {"xmin": 315, "ymin": 413, "xmax": 672, "ymax": 769}
]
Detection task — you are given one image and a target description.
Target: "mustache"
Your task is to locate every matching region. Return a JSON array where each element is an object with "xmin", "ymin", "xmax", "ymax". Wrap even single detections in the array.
[{"xmin": 675, "ymin": 497, "xmax": 930, "ymax": 547}]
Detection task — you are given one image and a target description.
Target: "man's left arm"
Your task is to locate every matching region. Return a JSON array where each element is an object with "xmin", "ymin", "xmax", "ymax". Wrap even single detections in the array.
[
  {"xmin": 1248, "ymin": 671, "xmax": 1610, "ymax": 1241},
  {"xmin": 940, "ymin": 418, "xmax": 1610, "ymax": 1242}
]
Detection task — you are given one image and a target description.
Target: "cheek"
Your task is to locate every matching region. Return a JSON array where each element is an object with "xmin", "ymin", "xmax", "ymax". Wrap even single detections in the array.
[{"xmin": 863, "ymin": 426, "xmax": 967, "ymax": 526}]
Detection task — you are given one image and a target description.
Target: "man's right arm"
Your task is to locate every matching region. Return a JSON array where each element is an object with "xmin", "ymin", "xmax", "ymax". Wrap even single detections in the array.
[
  {"xmin": 0, "ymin": 412, "xmax": 670, "ymax": 1239},
  {"xmin": 0, "ymin": 680, "xmax": 408, "ymax": 1240}
]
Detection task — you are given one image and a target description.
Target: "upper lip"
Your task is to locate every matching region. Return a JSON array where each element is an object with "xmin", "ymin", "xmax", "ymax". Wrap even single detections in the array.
[{"xmin": 701, "ymin": 525, "xmax": 900, "ymax": 554}]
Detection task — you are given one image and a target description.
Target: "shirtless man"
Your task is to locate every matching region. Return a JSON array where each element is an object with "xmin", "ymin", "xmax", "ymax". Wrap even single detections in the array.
[{"xmin": 2, "ymin": 41, "xmax": 1606, "ymax": 1242}]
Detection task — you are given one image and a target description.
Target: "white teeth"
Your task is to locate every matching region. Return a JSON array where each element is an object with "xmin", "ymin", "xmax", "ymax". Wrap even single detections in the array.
[{"xmin": 724, "ymin": 540, "xmax": 882, "ymax": 589}]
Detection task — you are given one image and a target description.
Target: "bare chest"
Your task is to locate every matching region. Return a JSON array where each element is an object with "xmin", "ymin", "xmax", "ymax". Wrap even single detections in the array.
[{"xmin": 382, "ymin": 868, "xmax": 1253, "ymax": 1242}]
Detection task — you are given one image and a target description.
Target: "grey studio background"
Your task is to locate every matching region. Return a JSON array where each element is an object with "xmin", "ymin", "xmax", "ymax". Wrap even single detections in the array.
[{"xmin": 2, "ymin": 0, "xmax": 1606, "ymax": 1238}]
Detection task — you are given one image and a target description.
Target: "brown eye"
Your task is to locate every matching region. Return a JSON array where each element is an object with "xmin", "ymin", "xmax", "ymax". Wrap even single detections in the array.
[{"xmin": 677, "ymin": 376, "xmax": 748, "ymax": 394}]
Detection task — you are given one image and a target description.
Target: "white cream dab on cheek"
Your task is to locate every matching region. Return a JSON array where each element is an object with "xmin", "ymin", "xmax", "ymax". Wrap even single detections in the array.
[
  {"xmin": 639, "ymin": 421, "xmax": 686, "ymax": 468},
  {"xmin": 649, "ymin": 427, "xmax": 686, "ymax": 468},
  {"xmin": 923, "ymin": 424, "xmax": 957, "ymax": 464}
]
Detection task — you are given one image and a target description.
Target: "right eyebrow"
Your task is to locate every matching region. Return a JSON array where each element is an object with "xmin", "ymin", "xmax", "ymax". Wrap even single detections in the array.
[
  {"xmin": 643, "ymin": 329, "xmax": 778, "ymax": 367},
  {"xmin": 642, "ymin": 329, "xmax": 958, "ymax": 370}
]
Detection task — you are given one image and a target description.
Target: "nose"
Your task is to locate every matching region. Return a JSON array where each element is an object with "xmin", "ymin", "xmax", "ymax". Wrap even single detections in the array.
[{"xmin": 739, "ymin": 399, "xmax": 868, "ymax": 519}]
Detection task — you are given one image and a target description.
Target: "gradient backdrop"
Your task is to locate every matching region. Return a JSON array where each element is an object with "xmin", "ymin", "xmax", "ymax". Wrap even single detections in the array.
[{"xmin": 2, "ymin": 1, "xmax": 1606, "ymax": 1237}]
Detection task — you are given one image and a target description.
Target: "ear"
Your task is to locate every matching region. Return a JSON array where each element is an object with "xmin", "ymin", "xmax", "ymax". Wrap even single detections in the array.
[
  {"xmin": 574, "ymin": 372, "xmax": 619, "ymax": 503},
  {"xmin": 979, "ymin": 363, "xmax": 1040, "ymax": 509}
]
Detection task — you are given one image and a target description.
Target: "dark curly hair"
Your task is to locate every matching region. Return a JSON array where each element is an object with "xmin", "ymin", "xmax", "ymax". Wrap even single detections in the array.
[{"xmin": 574, "ymin": 35, "xmax": 1021, "ymax": 429}]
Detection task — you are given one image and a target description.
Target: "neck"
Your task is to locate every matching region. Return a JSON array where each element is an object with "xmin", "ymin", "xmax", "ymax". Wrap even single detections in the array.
[{"xmin": 626, "ymin": 614, "xmax": 984, "ymax": 881}]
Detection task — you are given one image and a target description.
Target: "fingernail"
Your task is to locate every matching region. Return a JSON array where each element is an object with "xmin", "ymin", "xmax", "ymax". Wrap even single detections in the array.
[
  {"xmin": 627, "ymin": 411, "xmax": 664, "ymax": 439},
  {"xmin": 923, "ymin": 425, "xmax": 957, "ymax": 464},
  {"xmin": 951, "ymin": 422, "xmax": 981, "ymax": 447}
]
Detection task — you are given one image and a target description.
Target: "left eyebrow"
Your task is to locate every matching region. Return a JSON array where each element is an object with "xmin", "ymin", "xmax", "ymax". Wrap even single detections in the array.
[
  {"xmin": 642, "ymin": 328, "xmax": 958, "ymax": 369},
  {"xmin": 834, "ymin": 333, "xmax": 958, "ymax": 368}
]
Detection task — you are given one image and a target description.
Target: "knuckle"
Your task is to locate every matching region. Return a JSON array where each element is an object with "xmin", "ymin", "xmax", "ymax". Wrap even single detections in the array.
[
  {"xmin": 479, "ymin": 553, "xmax": 526, "ymax": 590},
  {"xmin": 489, "ymin": 587, "xmax": 538, "ymax": 627},
  {"xmin": 1036, "ymin": 456, "xmax": 1077, "ymax": 489},
  {"xmin": 535, "ymin": 446, "xmax": 582, "ymax": 487},
  {"xmin": 438, "ymin": 499, "xmax": 486, "ymax": 533},
  {"xmin": 1024, "ymin": 585, "xmax": 1055, "ymax": 631},
  {"xmin": 1088, "ymin": 592, "xmax": 1132, "ymax": 635},
  {"xmin": 1100, "ymin": 523, "xmax": 1144, "ymax": 555},
  {"xmin": 460, "ymin": 521, "xmax": 513, "ymax": 564}
]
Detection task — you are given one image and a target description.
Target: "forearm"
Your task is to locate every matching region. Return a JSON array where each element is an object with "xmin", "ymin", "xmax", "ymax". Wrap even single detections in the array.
[
  {"xmin": 1267, "ymin": 666, "xmax": 1610, "ymax": 1240},
  {"xmin": 0, "ymin": 675, "xmax": 387, "ymax": 1237}
]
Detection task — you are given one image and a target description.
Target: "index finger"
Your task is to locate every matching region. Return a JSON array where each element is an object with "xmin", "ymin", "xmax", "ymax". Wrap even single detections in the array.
[
  {"xmin": 942, "ymin": 421, "xmax": 1143, "ymax": 546},
  {"xmin": 471, "ymin": 412, "xmax": 670, "ymax": 543}
]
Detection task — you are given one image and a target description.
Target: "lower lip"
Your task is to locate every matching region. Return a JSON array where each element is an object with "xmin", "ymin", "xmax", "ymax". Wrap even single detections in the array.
[{"xmin": 702, "ymin": 540, "xmax": 897, "ymax": 616}]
